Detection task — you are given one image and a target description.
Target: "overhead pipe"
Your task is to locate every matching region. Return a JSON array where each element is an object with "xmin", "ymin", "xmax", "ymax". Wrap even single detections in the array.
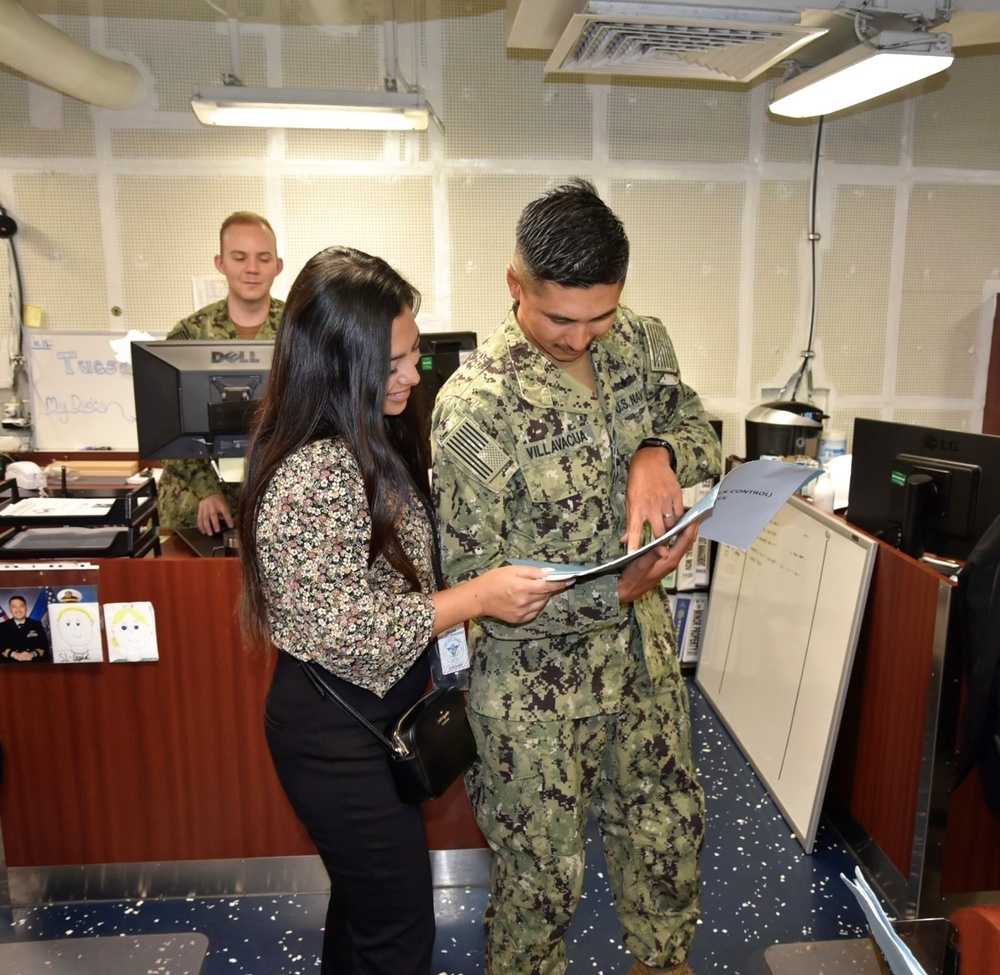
[{"xmin": 0, "ymin": 0, "xmax": 144, "ymax": 110}]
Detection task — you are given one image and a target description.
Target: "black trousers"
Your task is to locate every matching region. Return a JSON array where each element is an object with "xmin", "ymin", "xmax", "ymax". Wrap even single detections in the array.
[{"xmin": 265, "ymin": 650, "xmax": 434, "ymax": 975}]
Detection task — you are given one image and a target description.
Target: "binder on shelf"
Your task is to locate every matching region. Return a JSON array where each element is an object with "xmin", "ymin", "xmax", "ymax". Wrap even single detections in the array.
[
  {"xmin": 665, "ymin": 478, "xmax": 717, "ymax": 596},
  {"xmin": 670, "ymin": 590, "xmax": 709, "ymax": 665}
]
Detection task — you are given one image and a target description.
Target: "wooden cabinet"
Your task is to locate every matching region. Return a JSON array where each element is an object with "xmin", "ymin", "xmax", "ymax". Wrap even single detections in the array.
[
  {"xmin": 0, "ymin": 543, "xmax": 485, "ymax": 895},
  {"xmin": 828, "ymin": 538, "xmax": 1000, "ymax": 916}
]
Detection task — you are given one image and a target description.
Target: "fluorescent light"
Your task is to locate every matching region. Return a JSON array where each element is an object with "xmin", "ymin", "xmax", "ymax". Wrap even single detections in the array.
[
  {"xmin": 769, "ymin": 31, "xmax": 953, "ymax": 119},
  {"xmin": 191, "ymin": 85, "xmax": 430, "ymax": 130}
]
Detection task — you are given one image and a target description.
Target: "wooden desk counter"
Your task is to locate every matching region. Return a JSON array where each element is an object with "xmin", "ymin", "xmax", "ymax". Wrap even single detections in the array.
[
  {"xmin": 0, "ymin": 541, "xmax": 485, "ymax": 872},
  {"xmin": 828, "ymin": 537, "xmax": 1000, "ymax": 914}
]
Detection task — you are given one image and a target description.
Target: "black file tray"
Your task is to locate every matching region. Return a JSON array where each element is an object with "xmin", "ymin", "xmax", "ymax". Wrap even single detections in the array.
[{"xmin": 0, "ymin": 477, "xmax": 161, "ymax": 559}]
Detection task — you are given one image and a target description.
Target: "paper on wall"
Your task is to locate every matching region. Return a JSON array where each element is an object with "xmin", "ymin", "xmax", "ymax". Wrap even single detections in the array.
[{"xmin": 103, "ymin": 601, "xmax": 159, "ymax": 662}]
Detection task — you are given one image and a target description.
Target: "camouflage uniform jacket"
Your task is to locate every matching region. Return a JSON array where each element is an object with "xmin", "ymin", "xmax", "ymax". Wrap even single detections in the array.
[
  {"xmin": 431, "ymin": 305, "xmax": 721, "ymax": 721},
  {"xmin": 157, "ymin": 298, "xmax": 284, "ymax": 529}
]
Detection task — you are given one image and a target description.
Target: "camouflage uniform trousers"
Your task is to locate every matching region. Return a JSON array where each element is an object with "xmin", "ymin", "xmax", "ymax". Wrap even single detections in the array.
[{"xmin": 466, "ymin": 668, "xmax": 704, "ymax": 975}]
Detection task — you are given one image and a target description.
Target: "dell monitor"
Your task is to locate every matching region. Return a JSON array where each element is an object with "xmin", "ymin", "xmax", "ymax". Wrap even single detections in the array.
[
  {"xmin": 131, "ymin": 340, "xmax": 273, "ymax": 461},
  {"xmin": 846, "ymin": 418, "xmax": 1000, "ymax": 561}
]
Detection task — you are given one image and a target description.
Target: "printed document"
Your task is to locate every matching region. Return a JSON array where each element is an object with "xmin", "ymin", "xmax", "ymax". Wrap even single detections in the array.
[
  {"xmin": 510, "ymin": 459, "xmax": 822, "ymax": 581},
  {"xmin": 1, "ymin": 497, "xmax": 116, "ymax": 518}
]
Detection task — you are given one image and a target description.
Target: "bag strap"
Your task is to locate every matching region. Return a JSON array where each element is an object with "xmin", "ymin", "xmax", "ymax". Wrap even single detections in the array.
[
  {"xmin": 297, "ymin": 484, "xmax": 442, "ymax": 759},
  {"xmin": 299, "ymin": 660, "xmax": 401, "ymax": 757}
]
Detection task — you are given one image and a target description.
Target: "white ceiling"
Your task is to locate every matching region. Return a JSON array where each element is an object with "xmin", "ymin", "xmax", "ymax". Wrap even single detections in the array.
[
  {"xmin": 18, "ymin": 1, "xmax": 506, "ymax": 27},
  {"xmin": 19, "ymin": 1, "xmax": 406, "ymax": 26}
]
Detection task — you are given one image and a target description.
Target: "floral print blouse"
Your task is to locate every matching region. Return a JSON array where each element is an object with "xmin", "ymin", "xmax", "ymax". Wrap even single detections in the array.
[{"xmin": 256, "ymin": 438, "xmax": 437, "ymax": 697}]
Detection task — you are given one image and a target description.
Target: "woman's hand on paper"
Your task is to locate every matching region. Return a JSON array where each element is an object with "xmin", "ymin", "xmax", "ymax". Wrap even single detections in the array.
[
  {"xmin": 623, "ymin": 448, "xmax": 685, "ymax": 553},
  {"xmin": 617, "ymin": 522, "xmax": 698, "ymax": 605},
  {"xmin": 434, "ymin": 566, "xmax": 572, "ymax": 634},
  {"xmin": 477, "ymin": 565, "xmax": 572, "ymax": 624}
]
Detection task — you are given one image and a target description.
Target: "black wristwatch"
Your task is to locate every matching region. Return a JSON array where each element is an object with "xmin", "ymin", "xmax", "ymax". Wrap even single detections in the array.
[{"xmin": 636, "ymin": 437, "xmax": 677, "ymax": 472}]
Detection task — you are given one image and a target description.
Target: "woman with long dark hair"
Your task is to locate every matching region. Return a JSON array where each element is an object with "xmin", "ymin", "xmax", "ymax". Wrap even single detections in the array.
[{"xmin": 239, "ymin": 246, "xmax": 566, "ymax": 975}]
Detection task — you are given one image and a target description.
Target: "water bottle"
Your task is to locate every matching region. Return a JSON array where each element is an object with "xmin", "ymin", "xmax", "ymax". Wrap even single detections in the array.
[
  {"xmin": 813, "ymin": 472, "xmax": 836, "ymax": 513},
  {"xmin": 818, "ymin": 428, "xmax": 847, "ymax": 466}
]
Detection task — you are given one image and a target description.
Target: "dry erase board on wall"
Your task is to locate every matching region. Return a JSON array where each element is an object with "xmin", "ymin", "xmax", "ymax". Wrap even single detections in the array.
[
  {"xmin": 696, "ymin": 496, "xmax": 877, "ymax": 853},
  {"xmin": 26, "ymin": 331, "xmax": 139, "ymax": 451}
]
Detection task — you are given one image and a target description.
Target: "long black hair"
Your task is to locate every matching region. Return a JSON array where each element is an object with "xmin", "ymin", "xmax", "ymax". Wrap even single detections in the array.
[{"xmin": 239, "ymin": 246, "xmax": 427, "ymax": 652}]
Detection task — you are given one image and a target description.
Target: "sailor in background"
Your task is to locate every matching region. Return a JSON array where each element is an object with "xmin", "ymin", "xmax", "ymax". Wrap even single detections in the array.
[{"xmin": 157, "ymin": 211, "xmax": 284, "ymax": 534}]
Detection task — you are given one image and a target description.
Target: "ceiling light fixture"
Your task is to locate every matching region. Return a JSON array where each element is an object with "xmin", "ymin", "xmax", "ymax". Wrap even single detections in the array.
[
  {"xmin": 769, "ymin": 30, "xmax": 953, "ymax": 119},
  {"xmin": 191, "ymin": 84, "xmax": 430, "ymax": 130}
]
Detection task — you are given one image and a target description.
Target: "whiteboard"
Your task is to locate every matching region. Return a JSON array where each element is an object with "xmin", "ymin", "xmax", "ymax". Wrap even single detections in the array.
[
  {"xmin": 26, "ymin": 331, "xmax": 140, "ymax": 451},
  {"xmin": 696, "ymin": 495, "xmax": 877, "ymax": 853}
]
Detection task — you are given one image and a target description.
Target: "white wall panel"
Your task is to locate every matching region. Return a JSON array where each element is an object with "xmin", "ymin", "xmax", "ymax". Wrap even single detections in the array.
[
  {"xmin": 13, "ymin": 173, "xmax": 107, "ymax": 331},
  {"xmin": 282, "ymin": 175, "xmax": 437, "ymax": 317},
  {"xmin": 608, "ymin": 80, "xmax": 751, "ymax": 165},
  {"xmin": 899, "ymin": 183, "xmax": 1000, "ymax": 398},
  {"xmin": 817, "ymin": 185, "xmax": 895, "ymax": 397},
  {"xmin": 111, "ymin": 128, "xmax": 270, "ymax": 159},
  {"xmin": 0, "ymin": 14, "xmax": 95, "ymax": 159},
  {"xmin": 752, "ymin": 180, "xmax": 810, "ymax": 396},
  {"xmin": 280, "ymin": 22, "xmax": 381, "ymax": 89},
  {"xmin": 823, "ymin": 100, "xmax": 905, "ymax": 167},
  {"xmin": 611, "ymin": 179, "xmax": 743, "ymax": 399},
  {"xmin": 895, "ymin": 408, "xmax": 980, "ymax": 432},
  {"xmin": 440, "ymin": 2, "xmax": 592, "ymax": 161},
  {"xmin": 760, "ymin": 74, "xmax": 815, "ymax": 166},
  {"xmin": 106, "ymin": 18, "xmax": 270, "ymax": 110},
  {"xmin": 913, "ymin": 51, "xmax": 1000, "ymax": 171},
  {"xmin": 446, "ymin": 174, "xmax": 561, "ymax": 343}
]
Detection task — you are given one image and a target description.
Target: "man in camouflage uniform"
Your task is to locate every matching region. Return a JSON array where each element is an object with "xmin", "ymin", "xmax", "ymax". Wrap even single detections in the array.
[
  {"xmin": 431, "ymin": 180, "xmax": 721, "ymax": 975},
  {"xmin": 158, "ymin": 211, "xmax": 284, "ymax": 533}
]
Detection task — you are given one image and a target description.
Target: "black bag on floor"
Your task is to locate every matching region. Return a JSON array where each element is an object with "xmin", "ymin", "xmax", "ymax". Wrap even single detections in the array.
[{"xmin": 300, "ymin": 661, "xmax": 478, "ymax": 804}]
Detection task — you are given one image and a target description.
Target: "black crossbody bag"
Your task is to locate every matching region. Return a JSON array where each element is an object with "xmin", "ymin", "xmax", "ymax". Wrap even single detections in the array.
[
  {"xmin": 299, "ymin": 660, "xmax": 477, "ymax": 804},
  {"xmin": 299, "ymin": 490, "xmax": 477, "ymax": 804}
]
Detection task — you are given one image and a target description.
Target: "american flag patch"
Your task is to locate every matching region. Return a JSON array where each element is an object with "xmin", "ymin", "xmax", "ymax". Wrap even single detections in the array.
[
  {"xmin": 641, "ymin": 318, "xmax": 680, "ymax": 377},
  {"xmin": 439, "ymin": 418, "xmax": 517, "ymax": 492}
]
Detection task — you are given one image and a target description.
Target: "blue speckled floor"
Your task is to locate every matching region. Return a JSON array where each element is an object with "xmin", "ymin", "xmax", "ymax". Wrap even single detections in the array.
[{"xmin": 0, "ymin": 682, "xmax": 869, "ymax": 974}]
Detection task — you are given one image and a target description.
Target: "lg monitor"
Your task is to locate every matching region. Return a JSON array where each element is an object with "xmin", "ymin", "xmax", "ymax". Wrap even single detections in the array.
[
  {"xmin": 846, "ymin": 418, "xmax": 1000, "ymax": 561},
  {"xmin": 131, "ymin": 340, "xmax": 273, "ymax": 461}
]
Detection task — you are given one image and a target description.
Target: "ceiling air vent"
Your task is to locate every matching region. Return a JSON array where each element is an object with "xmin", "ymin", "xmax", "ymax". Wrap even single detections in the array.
[{"xmin": 546, "ymin": 13, "xmax": 827, "ymax": 82}]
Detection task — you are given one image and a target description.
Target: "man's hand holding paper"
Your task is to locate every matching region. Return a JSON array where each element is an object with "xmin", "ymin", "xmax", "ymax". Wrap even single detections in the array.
[
  {"xmin": 618, "ymin": 442, "xmax": 694, "ymax": 604},
  {"xmin": 623, "ymin": 443, "xmax": 687, "ymax": 554},
  {"xmin": 618, "ymin": 521, "xmax": 698, "ymax": 605}
]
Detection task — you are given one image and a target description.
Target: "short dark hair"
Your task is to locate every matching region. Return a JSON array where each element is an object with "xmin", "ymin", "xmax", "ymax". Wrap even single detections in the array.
[
  {"xmin": 219, "ymin": 211, "xmax": 277, "ymax": 253},
  {"xmin": 8, "ymin": 595, "xmax": 26, "ymax": 607},
  {"xmin": 514, "ymin": 178, "xmax": 629, "ymax": 289}
]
